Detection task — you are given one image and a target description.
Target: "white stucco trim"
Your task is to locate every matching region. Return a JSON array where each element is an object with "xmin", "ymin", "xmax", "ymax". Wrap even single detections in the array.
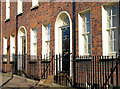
[
  {"xmin": 102, "ymin": 6, "xmax": 108, "ymax": 56},
  {"xmin": 78, "ymin": 13, "xmax": 84, "ymax": 56},
  {"xmin": 55, "ymin": 11, "xmax": 72, "ymax": 77}
]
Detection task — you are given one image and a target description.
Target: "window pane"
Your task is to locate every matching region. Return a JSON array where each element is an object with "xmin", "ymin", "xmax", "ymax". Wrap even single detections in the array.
[
  {"xmin": 87, "ymin": 23, "xmax": 90, "ymax": 32},
  {"xmin": 35, "ymin": 28, "xmax": 37, "ymax": 43},
  {"xmin": 85, "ymin": 12, "xmax": 90, "ymax": 21},
  {"xmin": 42, "ymin": 24, "xmax": 50, "ymax": 58},
  {"xmin": 108, "ymin": 6, "xmax": 111, "ymax": 16},
  {"xmin": 48, "ymin": 24, "xmax": 50, "ymax": 41},
  {"xmin": 107, "ymin": 17, "xmax": 111, "ymax": 28},
  {"xmin": 112, "ymin": 6, "xmax": 117, "ymax": 16},
  {"xmin": 31, "ymin": 28, "xmax": 37, "ymax": 56},
  {"xmin": 112, "ymin": 16, "xmax": 117, "ymax": 27},
  {"xmin": 88, "ymin": 43, "xmax": 91, "ymax": 55},
  {"xmin": 88, "ymin": 33, "xmax": 91, "ymax": 55},
  {"xmin": 113, "ymin": 30, "xmax": 117, "ymax": 52},
  {"xmin": 85, "ymin": 12, "xmax": 90, "ymax": 33},
  {"xmin": 84, "ymin": 43, "xmax": 87, "ymax": 54},
  {"xmin": 109, "ymin": 30, "xmax": 117, "ymax": 52},
  {"xmin": 82, "ymin": 12, "xmax": 91, "ymax": 55}
]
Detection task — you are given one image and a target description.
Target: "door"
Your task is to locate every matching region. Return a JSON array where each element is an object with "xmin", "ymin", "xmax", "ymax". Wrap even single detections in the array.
[
  {"xmin": 61, "ymin": 26, "xmax": 70, "ymax": 73},
  {"xmin": 21, "ymin": 36, "xmax": 26, "ymax": 70}
]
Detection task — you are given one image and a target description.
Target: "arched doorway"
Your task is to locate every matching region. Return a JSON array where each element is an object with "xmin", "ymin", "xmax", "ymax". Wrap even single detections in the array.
[
  {"xmin": 55, "ymin": 11, "xmax": 72, "ymax": 76},
  {"xmin": 18, "ymin": 26, "xmax": 27, "ymax": 70}
]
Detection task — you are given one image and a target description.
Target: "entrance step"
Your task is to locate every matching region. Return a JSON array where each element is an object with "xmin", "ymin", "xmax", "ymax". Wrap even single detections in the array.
[
  {"xmin": 39, "ymin": 75, "xmax": 54, "ymax": 84},
  {"xmin": 55, "ymin": 72, "xmax": 73, "ymax": 87}
]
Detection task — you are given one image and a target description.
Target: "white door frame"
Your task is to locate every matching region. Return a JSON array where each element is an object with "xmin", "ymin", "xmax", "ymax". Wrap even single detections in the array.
[
  {"xmin": 17, "ymin": 26, "xmax": 27, "ymax": 70},
  {"xmin": 55, "ymin": 11, "xmax": 72, "ymax": 77}
]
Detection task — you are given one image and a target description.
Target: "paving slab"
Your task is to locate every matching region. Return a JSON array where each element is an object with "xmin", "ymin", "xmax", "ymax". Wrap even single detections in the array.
[{"xmin": 0, "ymin": 73, "xmax": 76, "ymax": 89}]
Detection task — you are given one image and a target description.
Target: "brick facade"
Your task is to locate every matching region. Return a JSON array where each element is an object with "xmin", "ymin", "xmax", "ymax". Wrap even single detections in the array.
[{"xmin": 1, "ymin": 1, "xmax": 119, "ymax": 72}]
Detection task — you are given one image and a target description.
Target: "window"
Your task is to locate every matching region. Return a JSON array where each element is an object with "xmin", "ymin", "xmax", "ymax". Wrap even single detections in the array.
[
  {"xmin": 42, "ymin": 24, "xmax": 50, "ymax": 59},
  {"xmin": 3, "ymin": 37, "xmax": 7, "ymax": 61},
  {"xmin": 6, "ymin": 0, "xmax": 10, "ymax": 20},
  {"xmin": 10, "ymin": 35, "xmax": 15, "ymax": 61},
  {"xmin": 30, "ymin": 28, "xmax": 37, "ymax": 58},
  {"xmin": 32, "ymin": 0, "xmax": 38, "ymax": 7},
  {"xmin": 79, "ymin": 11, "xmax": 91, "ymax": 56},
  {"xmin": 17, "ymin": 0, "xmax": 22, "ymax": 14},
  {"xmin": 107, "ymin": 5, "xmax": 118, "ymax": 53},
  {"xmin": 102, "ymin": 3, "xmax": 119, "ymax": 56}
]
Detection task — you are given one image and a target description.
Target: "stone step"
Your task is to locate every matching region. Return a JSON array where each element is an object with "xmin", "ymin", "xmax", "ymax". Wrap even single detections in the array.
[{"xmin": 39, "ymin": 75, "xmax": 54, "ymax": 84}]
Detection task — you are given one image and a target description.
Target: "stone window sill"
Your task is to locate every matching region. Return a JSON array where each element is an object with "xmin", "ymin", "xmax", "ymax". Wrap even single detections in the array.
[
  {"xmin": 17, "ymin": 12, "xmax": 23, "ymax": 16},
  {"xmin": 30, "ymin": 4, "xmax": 39, "ymax": 10},
  {"xmin": 4, "ymin": 18, "xmax": 10, "ymax": 22}
]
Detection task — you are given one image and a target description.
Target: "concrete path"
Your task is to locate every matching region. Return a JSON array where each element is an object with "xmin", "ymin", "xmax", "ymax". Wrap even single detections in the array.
[{"xmin": 0, "ymin": 73, "xmax": 75, "ymax": 89}]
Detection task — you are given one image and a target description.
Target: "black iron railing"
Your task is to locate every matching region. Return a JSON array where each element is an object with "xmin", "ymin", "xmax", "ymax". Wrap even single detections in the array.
[
  {"xmin": 1, "ymin": 54, "xmax": 120, "ymax": 88},
  {"xmin": 74, "ymin": 55, "xmax": 120, "ymax": 89}
]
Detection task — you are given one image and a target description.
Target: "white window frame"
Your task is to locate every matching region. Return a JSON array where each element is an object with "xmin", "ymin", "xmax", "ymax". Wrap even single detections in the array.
[
  {"xmin": 6, "ymin": 0, "xmax": 10, "ymax": 20},
  {"xmin": 31, "ymin": 0, "xmax": 39, "ymax": 9},
  {"xmin": 42, "ymin": 24, "xmax": 50, "ymax": 59},
  {"xmin": 102, "ymin": 3, "xmax": 119, "ymax": 56},
  {"xmin": 30, "ymin": 28, "xmax": 37, "ymax": 58},
  {"xmin": 3, "ymin": 37, "xmax": 7, "ymax": 61},
  {"xmin": 17, "ymin": 0, "xmax": 23, "ymax": 15},
  {"xmin": 78, "ymin": 10, "xmax": 91, "ymax": 56},
  {"xmin": 10, "ymin": 35, "xmax": 15, "ymax": 61}
]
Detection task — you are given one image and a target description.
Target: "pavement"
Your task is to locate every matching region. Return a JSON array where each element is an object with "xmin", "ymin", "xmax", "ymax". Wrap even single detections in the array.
[{"xmin": 0, "ymin": 73, "xmax": 75, "ymax": 89}]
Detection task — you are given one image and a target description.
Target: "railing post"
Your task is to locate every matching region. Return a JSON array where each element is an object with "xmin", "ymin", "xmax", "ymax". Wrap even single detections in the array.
[
  {"xmin": 111, "ymin": 56, "xmax": 113, "ymax": 87},
  {"xmin": 116, "ymin": 57, "xmax": 118, "ymax": 89},
  {"xmin": 91, "ymin": 57, "xmax": 92, "ymax": 86},
  {"xmin": 41, "ymin": 55, "xmax": 42, "ymax": 78},
  {"xmin": 56, "ymin": 55, "xmax": 58, "ymax": 83},
  {"xmin": 105, "ymin": 56, "xmax": 106, "ymax": 89},
  {"xmin": 15, "ymin": 54, "xmax": 18, "ymax": 74},
  {"xmin": 59, "ymin": 53, "xmax": 61, "ymax": 73},
  {"xmin": 93, "ymin": 56, "xmax": 94, "ymax": 87},
  {"xmin": 98, "ymin": 56, "xmax": 99, "ymax": 89},
  {"xmin": 44, "ymin": 55, "xmax": 45, "ymax": 78},
  {"xmin": 107, "ymin": 56, "xmax": 109, "ymax": 89}
]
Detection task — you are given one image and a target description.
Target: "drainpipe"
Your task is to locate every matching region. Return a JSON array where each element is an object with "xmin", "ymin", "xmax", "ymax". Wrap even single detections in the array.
[
  {"xmin": 118, "ymin": 0, "xmax": 120, "ymax": 56},
  {"xmin": 15, "ymin": 13, "xmax": 18, "ymax": 74},
  {"xmin": 73, "ymin": 0, "xmax": 76, "ymax": 88},
  {"xmin": 0, "ymin": 1, "xmax": 1, "ymax": 72}
]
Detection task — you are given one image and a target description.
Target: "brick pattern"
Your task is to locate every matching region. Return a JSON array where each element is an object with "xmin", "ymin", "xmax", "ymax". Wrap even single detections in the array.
[{"xmin": 1, "ymin": 2, "xmax": 119, "ymax": 72}]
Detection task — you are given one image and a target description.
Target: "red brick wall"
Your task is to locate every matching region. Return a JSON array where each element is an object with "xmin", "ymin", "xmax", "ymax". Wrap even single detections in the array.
[{"xmin": 1, "ymin": 2, "xmax": 115, "ymax": 71}]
